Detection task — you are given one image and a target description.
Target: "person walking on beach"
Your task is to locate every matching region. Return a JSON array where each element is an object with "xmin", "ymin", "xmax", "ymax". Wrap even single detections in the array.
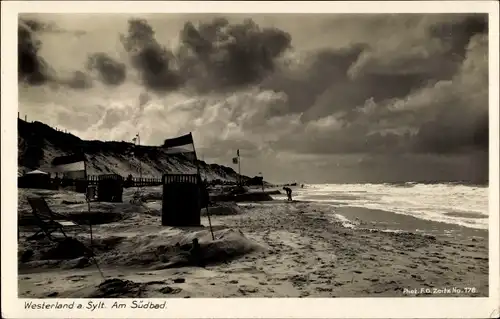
[{"xmin": 283, "ymin": 186, "xmax": 293, "ymax": 201}]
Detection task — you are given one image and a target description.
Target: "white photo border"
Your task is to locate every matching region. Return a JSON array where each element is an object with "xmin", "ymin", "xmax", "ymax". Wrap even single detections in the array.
[{"xmin": 1, "ymin": 1, "xmax": 499, "ymax": 318}]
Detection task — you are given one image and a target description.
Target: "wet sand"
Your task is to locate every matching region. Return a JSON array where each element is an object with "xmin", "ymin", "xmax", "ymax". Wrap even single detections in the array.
[{"xmin": 334, "ymin": 206, "xmax": 488, "ymax": 239}]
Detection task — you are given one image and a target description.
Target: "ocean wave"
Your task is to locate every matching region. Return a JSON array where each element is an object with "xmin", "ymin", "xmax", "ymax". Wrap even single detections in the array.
[
  {"xmin": 293, "ymin": 183, "xmax": 488, "ymax": 230},
  {"xmin": 333, "ymin": 214, "xmax": 359, "ymax": 229}
]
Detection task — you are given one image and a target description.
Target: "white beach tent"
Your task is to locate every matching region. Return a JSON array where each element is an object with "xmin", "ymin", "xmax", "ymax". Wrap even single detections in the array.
[
  {"xmin": 21, "ymin": 169, "xmax": 51, "ymax": 189},
  {"xmin": 25, "ymin": 169, "xmax": 49, "ymax": 175}
]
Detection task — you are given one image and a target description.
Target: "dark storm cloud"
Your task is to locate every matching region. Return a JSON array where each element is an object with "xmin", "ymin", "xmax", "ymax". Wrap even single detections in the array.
[
  {"xmin": 18, "ymin": 18, "xmax": 92, "ymax": 89},
  {"xmin": 119, "ymin": 17, "xmax": 291, "ymax": 93},
  {"xmin": 178, "ymin": 17, "xmax": 292, "ymax": 92},
  {"xmin": 350, "ymin": 14, "xmax": 488, "ymax": 80},
  {"xmin": 18, "ymin": 19, "xmax": 51, "ymax": 85},
  {"xmin": 120, "ymin": 18, "xmax": 181, "ymax": 92},
  {"xmin": 262, "ymin": 44, "xmax": 366, "ymax": 118},
  {"xmin": 63, "ymin": 71, "xmax": 93, "ymax": 89},
  {"xmin": 259, "ymin": 14, "xmax": 488, "ymax": 158},
  {"xmin": 21, "ymin": 18, "xmax": 87, "ymax": 36},
  {"xmin": 262, "ymin": 14, "xmax": 488, "ymax": 123},
  {"xmin": 412, "ymin": 112, "xmax": 488, "ymax": 154},
  {"xmin": 86, "ymin": 53, "xmax": 127, "ymax": 86},
  {"xmin": 19, "ymin": 17, "xmax": 116, "ymax": 89},
  {"xmin": 261, "ymin": 43, "xmax": 434, "ymax": 125},
  {"xmin": 427, "ymin": 14, "xmax": 488, "ymax": 55}
]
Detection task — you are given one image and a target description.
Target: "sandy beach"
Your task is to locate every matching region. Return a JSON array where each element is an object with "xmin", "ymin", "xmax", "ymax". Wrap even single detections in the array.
[{"xmin": 17, "ymin": 186, "xmax": 489, "ymax": 298}]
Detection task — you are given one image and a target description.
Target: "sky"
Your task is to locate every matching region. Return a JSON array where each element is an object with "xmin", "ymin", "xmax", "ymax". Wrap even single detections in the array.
[{"xmin": 18, "ymin": 13, "xmax": 489, "ymax": 184}]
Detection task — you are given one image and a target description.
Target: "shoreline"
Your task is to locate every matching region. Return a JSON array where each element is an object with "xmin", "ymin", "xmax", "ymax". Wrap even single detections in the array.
[
  {"xmin": 333, "ymin": 205, "xmax": 488, "ymax": 239},
  {"xmin": 268, "ymin": 196, "xmax": 488, "ymax": 239}
]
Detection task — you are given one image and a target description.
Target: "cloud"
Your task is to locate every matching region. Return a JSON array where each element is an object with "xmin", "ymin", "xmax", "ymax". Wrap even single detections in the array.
[
  {"xmin": 18, "ymin": 18, "xmax": 95, "ymax": 89},
  {"xmin": 21, "ymin": 17, "xmax": 87, "ymax": 36},
  {"xmin": 252, "ymin": 14, "xmax": 488, "ymax": 157},
  {"xmin": 120, "ymin": 18, "xmax": 181, "ymax": 92},
  {"xmin": 18, "ymin": 19, "xmax": 51, "ymax": 85},
  {"xmin": 261, "ymin": 44, "xmax": 367, "ymax": 119},
  {"xmin": 86, "ymin": 53, "xmax": 127, "ymax": 86},
  {"xmin": 348, "ymin": 14, "xmax": 487, "ymax": 81},
  {"xmin": 409, "ymin": 33, "xmax": 488, "ymax": 154},
  {"xmin": 178, "ymin": 17, "xmax": 292, "ymax": 92},
  {"xmin": 19, "ymin": 17, "xmax": 126, "ymax": 89},
  {"xmin": 18, "ymin": 14, "xmax": 489, "ymax": 182},
  {"xmin": 117, "ymin": 17, "xmax": 292, "ymax": 93}
]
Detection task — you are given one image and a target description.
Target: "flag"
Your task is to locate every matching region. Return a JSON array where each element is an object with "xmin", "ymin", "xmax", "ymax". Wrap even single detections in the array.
[
  {"xmin": 162, "ymin": 132, "xmax": 197, "ymax": 161},
  {"xmin": 232, "ymin": 157, "xmax": 239, "ymax": 164},
  {"xmin": 132, "ymin": 133, "xmax": 139, "ymax": 144},
  {"xmin": 52, "ymin": 154, "xmax": 86, "ymax": 180}
]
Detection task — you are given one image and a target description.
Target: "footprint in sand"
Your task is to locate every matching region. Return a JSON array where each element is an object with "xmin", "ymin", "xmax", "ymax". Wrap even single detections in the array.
[
  {"xmin": 239, "ymin": 286, "xmax": 259, "ymax": 294},
  {"xmin": 70, "ymin": 278, "xmax": 85, "ymax": 282},
  {"xmin": 159, "ymin": 286, "xmax": 182, "ymax": 294},
  {"xmin": 146, "ymin": 280, "xmax": 167, "ymax": 285}
]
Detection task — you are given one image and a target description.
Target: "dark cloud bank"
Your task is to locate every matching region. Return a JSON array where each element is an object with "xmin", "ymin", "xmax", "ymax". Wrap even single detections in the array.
[
  {"xmin": 18, "ymin": 18, "xmax": 91, "ymax": 88},
  {"xmin": 18, "ymin": 14, "xmax": 490, "ymax": 183}
]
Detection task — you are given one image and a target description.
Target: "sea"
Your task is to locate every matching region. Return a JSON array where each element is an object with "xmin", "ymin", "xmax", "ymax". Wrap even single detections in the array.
[{"xmin": 271, "ymin": 183, "xmax": 489, "ymax": 238}]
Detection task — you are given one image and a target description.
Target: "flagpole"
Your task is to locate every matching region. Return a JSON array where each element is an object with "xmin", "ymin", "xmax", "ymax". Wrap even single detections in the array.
[
  {"xmin": 82, "ymin": 148, "xmax": 104, "ymax": 280},
  {"xmin": 137, "ymin": 133, "xmax": 142, "ymax": 180},
  {"xmin": 82, "ymin": 149, "xmax": 91, "ymax": 241},
  {"xmin": 237, "ymin": 150, "xmax": 241, "ymax": 186},
  {"xmin": 189, "ymin": 132, "xmax": 215, "ymax": 240},
  {"xmin": 133, "ymin": 133, "xmax": 142, "ymax": 197},
  {"xmin": 260, "ymin": 172, "xmax": 264, "ymax": 192},
  {"xmin": 189, "ymin": 133, "xmax": 200, "ymax": 177}
]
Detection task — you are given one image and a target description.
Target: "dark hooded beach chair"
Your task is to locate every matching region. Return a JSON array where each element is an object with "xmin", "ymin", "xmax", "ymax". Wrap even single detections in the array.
[{"xmin": 27, "ymin": 197, "xmax": 81, "ymax": 241}]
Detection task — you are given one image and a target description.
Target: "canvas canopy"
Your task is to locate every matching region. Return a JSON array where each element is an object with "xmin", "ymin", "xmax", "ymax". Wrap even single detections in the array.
[{"xmin": 26, "ymin": 169, "xmax": 49, "ymax": 175}]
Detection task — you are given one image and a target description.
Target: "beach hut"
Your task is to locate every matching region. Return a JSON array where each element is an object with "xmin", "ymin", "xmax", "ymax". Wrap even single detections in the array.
[
  {"xmin": 21, "ymin": 169, "xmax": 51, "ymax": 189},
  {"xmin": 161, "ymin": 173, "xmax": 201, "ymax": 227},
  {"xmin": 97, "ymin": 174, "xmax": 124, "ymax": 202}
]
